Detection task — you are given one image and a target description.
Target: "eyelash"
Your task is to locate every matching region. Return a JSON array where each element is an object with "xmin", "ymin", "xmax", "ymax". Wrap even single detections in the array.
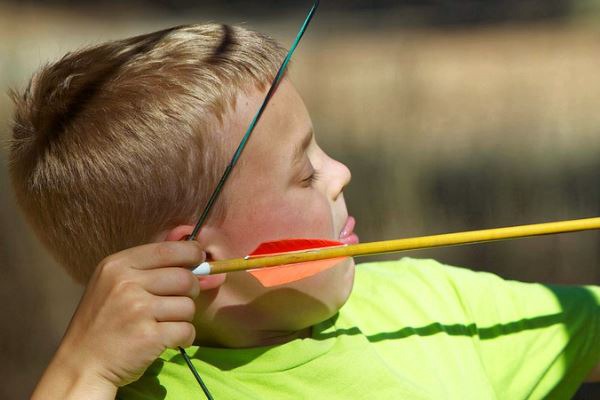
[{"xmin": 303, "ymin": 169, "xmax": 321, "ymax": 186}]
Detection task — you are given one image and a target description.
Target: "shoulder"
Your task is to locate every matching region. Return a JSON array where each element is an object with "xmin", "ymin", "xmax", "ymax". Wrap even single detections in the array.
[
  {"xmin": 352, "ymin": 256, "xmax": 497, "ymax": 295},
  {"xmin": 344, "ymin": 256, "xmax": 593, "ymax": 329},
  {"xmin": 350, "ymin": 256, "xmax": 600, "ymax": 332},
  {"xmin": 339, "ymin": 257, "xmax": 486, "ymax": 330},
  {"xmin": 352, "ymin": 256, "xmax": 554, "ymax": 305}
]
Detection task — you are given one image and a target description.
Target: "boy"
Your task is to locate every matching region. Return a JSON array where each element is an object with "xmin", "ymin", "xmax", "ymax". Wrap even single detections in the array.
[{"xmin": 9, "ymin": 24, "xmax": 600, "ymax": 399}]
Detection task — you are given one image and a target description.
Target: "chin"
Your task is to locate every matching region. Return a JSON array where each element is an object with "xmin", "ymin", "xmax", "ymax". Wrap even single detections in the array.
[
  {"xmin": 222, "ymin": 258, "xmax": 357, "ymax": 335},
  {"xmin": 332, "ymin": 257, "xmax": 356, "ymax": 310},
  {"xmin": 290, "ymin": 257, "xmax": 356, "ymax": 329}
]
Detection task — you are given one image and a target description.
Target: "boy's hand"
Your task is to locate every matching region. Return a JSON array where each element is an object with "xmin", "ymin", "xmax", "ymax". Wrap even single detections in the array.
[{"xmin": 31, "ymin": 241, "xmax": 205, "ymax": 399}]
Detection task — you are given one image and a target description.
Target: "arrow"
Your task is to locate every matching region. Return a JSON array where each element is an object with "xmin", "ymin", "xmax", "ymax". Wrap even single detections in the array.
[{"xmin": 193, "ymin": 216, "xmax": 600, "ymax": 286}]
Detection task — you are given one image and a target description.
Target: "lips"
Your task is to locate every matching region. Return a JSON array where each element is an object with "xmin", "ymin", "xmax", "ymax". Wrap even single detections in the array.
[{"xmin": 339, "ymin": 216, "xmax": 359, "ymax": 245}]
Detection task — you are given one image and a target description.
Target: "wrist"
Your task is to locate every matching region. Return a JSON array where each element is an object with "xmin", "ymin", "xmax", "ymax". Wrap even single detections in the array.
[{"xmin": 32, "ymin": 342, "xmax": 117, "ymax": 400}]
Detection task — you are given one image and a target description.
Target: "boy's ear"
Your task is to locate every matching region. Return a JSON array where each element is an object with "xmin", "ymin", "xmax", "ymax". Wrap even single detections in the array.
[
  {"xmin": 164, "ymin": 225, "xmax": 198, "ymax": 242},
  {"xmin": 164, "ymin": 224, "xmax": 226, "ymax": 291}
]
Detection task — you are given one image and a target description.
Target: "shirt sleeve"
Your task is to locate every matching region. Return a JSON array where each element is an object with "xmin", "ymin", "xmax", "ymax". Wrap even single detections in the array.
[{"xmin": 423, "ymin": 258, "xmax": 600, "ymax": 399}]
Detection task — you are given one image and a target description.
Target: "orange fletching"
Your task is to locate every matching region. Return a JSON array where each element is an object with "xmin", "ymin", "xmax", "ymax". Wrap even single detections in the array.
[{"xmin": 248, "ymin": 238, "xmax": 347, "ymax": 287}]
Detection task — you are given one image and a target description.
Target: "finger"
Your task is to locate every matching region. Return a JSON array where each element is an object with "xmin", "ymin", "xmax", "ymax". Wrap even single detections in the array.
[
  {"xmin": 153, "ymin": 296, "xmax": 196, "ymax": 322},
  {"xmin": 158, "ymin": 322, "xmax": 196, "ymax": 348},
  {"xmin": 101, "ymin": 241, "xmax": 206, "ymax": 272},
  {"xmin": 139, "ymin": 267, "xmax": 200, "ymax": 298}
]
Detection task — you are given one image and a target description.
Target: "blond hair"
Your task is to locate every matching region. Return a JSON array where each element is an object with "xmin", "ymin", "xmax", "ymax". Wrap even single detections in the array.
[{"xmin": 8, "ymin": 24, "xmax": 287, "ymax": 284}]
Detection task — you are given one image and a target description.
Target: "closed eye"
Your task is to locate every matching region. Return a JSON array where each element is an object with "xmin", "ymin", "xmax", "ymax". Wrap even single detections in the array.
[{"xmin": 302, "ymin": 168, "xmax": 321, "ymax": 186}]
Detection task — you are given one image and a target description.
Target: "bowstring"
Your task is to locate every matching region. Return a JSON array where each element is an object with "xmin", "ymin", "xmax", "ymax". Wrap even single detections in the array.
[{"xmin": 180, "ymin": 1, "xmax": 320, "ymax": 398}]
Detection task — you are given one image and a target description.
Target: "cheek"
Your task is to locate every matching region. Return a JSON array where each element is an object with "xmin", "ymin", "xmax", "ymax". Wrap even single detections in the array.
[
  {"xmin": 272, "ymin": 196, "xmax": 331, "ymax": 235},
  {"xmin": 257, "ymin": 192, "xmax": 332, "ymax": 239},
  {"xmin": 224, "ymin": 190, "xmax": 333, "ymax": 256}
]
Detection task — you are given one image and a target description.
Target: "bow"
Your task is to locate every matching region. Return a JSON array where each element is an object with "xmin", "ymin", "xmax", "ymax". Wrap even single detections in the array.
[{"xmin": 180, "ymin": 2, "xmax": 320, "ymax": 398}]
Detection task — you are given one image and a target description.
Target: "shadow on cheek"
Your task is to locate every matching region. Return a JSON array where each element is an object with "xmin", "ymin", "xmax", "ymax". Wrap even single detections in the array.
[{"xmin": 311, "ymin": 257, "xmax": 356, "ymax": 305}]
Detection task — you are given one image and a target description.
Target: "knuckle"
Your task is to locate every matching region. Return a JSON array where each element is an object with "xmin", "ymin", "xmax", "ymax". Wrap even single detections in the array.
[
  {"xmin": 180, "ymin": 297, "xmax": 196, "ymax": 321},
  {"xmin": 98, "ymin": 256, "xmax": 122, "ymax": 276},
  {"xmin": 190, "ymin": 242, "xmax": 206, "ymax": 262},
  {"xmin": 112, "ymin": 280, "xmax": 143, "ymax": 305},
  {"xmin": 138, "ymin": 322, "xmax": 160, "ymax": 347},
  {"xmin": 162, "ymin": 323, "xmax": 195, "ymax": 349},
  {"xmin": 173, "ymin": 269, "xmax": 196, "ymax": 294},
  {"xmin": 155, "ymin": 242, "xmax": 176, "ymax": 260},
  {"xmin": 128, "ymin": 297, "xmax": 149, "ymax": 317},
  {"xmin": 180, "ymin": 323, "xmax": 196, "ymax": 347},
  {"xmin": 113, "ymin": 279, "xmax": 137, "ymax": 295}
]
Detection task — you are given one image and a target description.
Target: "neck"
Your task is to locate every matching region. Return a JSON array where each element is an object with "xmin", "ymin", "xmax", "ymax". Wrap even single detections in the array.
[
  {"xmin": 193, "ymin": 325, "xmax": 312, "ymax": 348},
  {"xmin": 191, "ymin": 278, "xmax": 319, "ymax": 348}
]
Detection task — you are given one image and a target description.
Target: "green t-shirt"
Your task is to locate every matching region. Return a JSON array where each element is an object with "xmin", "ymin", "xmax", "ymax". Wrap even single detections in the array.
[{"xmin": 118, "ymin": 257, "xmax": 600, "ymax": 399}]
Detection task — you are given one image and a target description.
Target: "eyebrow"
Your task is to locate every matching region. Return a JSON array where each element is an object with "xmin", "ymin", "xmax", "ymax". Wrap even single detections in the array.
[{"xmin": 291, "ymin": 128, "xmax": 314, "ymax": 167}]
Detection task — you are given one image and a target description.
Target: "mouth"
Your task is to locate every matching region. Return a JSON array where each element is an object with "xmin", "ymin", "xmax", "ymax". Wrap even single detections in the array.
[{"xmin": 339, "ymin": 215, "xmax": 359, "ymax": 245}]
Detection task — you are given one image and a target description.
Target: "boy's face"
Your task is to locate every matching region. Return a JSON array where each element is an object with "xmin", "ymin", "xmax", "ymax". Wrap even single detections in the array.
[{"xmin": 194, "ymin": 78, "xmax": 357, "ymax": 346}]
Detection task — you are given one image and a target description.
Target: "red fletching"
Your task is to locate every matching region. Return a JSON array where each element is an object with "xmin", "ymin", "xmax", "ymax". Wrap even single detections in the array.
[
  {"xmin": 247, "ymin": 238, "xmax": 347, "ymax": 287},
  {"xmin": 250, "ymin": 238, "xmax": 344, "ymax": 255}
]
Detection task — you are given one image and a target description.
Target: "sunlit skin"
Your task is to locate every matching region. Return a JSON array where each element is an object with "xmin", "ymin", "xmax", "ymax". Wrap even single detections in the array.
[{"xmin": 158, "ymin": 78, "xmax": 357, "ymax": 348}]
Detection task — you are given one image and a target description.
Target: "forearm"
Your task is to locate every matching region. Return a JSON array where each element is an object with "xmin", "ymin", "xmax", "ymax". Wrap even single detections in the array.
[{"xmin": 31, "ymin": 344, "xmax": 117, "ymax": 400}]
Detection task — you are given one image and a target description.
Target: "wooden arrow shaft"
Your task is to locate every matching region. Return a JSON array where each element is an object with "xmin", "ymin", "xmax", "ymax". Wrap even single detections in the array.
[{"xmin": 206, "ymin": 217, "xmax": 600, "ymax": 274}]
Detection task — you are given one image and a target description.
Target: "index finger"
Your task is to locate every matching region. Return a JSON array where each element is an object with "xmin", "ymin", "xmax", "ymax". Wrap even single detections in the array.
[{"xmin": 102, "ymin": 241, "xmax": 206, "ymax": 271}]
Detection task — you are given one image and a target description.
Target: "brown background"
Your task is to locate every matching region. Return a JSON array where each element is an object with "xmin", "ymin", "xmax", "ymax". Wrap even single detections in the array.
[{"xmin": 2, "ymin": 1, "xmax": 600, "ymax": 398}]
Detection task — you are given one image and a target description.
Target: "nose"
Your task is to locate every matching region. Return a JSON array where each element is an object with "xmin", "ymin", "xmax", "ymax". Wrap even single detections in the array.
[{"xmin": 329, "ymin": 158, "xmax": 352, "ymax": 201}]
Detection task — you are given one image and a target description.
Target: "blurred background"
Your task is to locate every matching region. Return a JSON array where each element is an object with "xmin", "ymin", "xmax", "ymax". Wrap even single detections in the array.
[{"xmin": 2, "ymin": 0, "xmax": 600, "ymax": 398}]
